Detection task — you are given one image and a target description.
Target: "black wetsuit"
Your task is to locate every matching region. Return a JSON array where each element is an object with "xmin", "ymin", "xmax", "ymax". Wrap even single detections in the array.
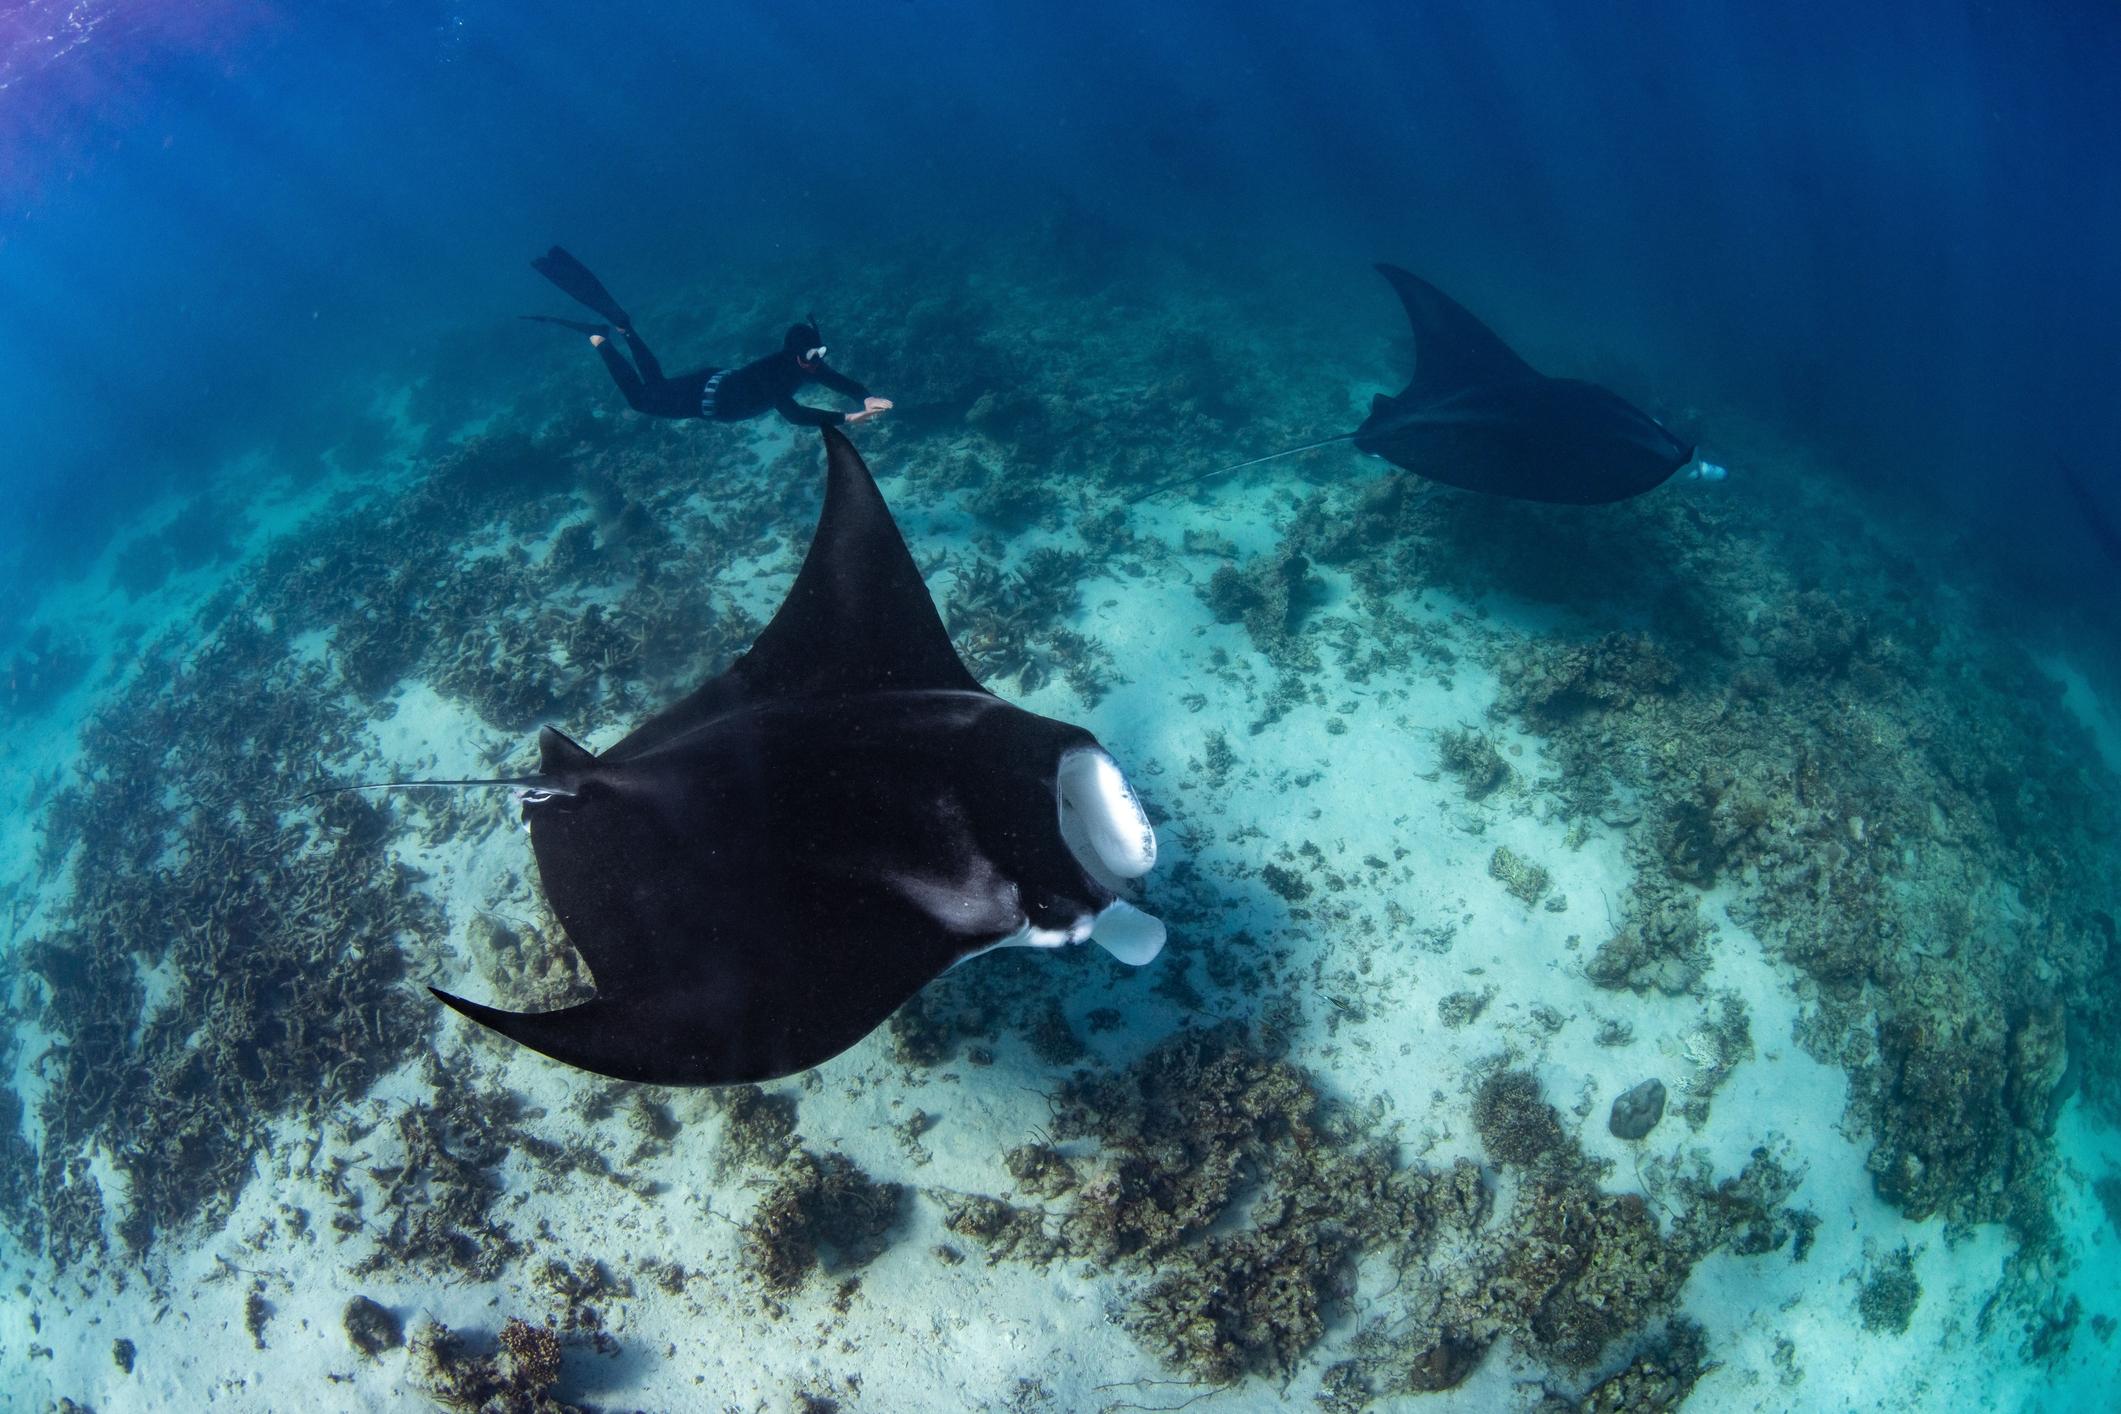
[{"xmin": 595, "ymin": 329, "xmax": 870, "ymax": 427}]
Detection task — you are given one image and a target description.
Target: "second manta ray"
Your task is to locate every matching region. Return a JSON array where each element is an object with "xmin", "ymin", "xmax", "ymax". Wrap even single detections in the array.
[
  {"xmin": 430, "ymin": 427, "xmax": 1163, "ymax": 1085},
  {"xmin": 1137, "ymin": 264, "xmax": 1705, "ymax": 505}
]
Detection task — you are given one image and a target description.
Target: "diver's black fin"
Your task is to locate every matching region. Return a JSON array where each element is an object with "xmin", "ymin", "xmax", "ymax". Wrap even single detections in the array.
[
  {"xmin": 605, "ymin": 427, "xmax": 983, "ymax": 762},
  {"xmin": 531, "ymin": 246, "xmax": 633, "ymax": 329},
  {"xmin": 1375, "ymin": 263, "xmax": 1541, "ymax": 402},
  {"xmin": 519, "ymin": 313, "xmax": 612, "ymax": 336}
]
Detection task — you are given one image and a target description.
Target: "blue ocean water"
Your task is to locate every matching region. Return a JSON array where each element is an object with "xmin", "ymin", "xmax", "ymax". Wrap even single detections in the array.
[
  {"xmin": 2, "ymin": 2, "xmax": 2118, "ymax": 1408},
  {"xmin": 6, "ymin": 2, "xmax": 2117, "ymax": 606}
]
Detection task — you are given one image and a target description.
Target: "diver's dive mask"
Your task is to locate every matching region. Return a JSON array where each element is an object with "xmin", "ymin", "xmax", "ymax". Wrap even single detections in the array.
[{"xmin": 786, "ymin": 315, "xmax": 825, "ymax": 367}]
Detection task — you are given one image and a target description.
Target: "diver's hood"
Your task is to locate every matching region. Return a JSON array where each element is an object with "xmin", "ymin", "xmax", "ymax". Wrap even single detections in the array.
[{"xmin": 785, "ymin": 319, "xmax": 823, "ymax": 354}]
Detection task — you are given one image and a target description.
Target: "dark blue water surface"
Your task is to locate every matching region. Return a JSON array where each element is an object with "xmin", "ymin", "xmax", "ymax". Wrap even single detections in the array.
[{"xmin": 3, "ymin": 0, "xmax": 2116, "ymax": 617}]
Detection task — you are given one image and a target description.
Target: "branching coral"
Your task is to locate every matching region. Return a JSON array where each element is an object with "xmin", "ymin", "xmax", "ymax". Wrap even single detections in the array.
[
  {"xmin": 944, "ymin": 550, "xmax": 1117, "ymax": 703},
  {"xmin": 409, "ymin": 1316, "xmax": 580, "ymax": 1414},
  {"xmin": 15, "ymin": 625, "xmax": 431, "ymax": 1261},
  {"xmin": 1437, "ymin": 726, "xmax": 1510, "ymax": 800},
  {"xmin": 741, "ymin": 1149, "xmax": 904, "ymax": 1298},
  {"xmin": 1586, "ymin": 881, "xmax": 1711, "ymax": 997},
  {"xmin": 1198, "ymin": 549, "xmax": 1328, "ymax": 669},
  {"xmin": 1496, "ymin": 632, "xmax": 1680, "ymax": 727},
  {"xmin": 938, "ymin": 1031, "xmax": 1790, "ymax": 1397}
]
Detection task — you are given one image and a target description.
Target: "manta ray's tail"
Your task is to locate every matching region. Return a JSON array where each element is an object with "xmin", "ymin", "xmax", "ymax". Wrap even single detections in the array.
[
  {"xmin": 290, "ymin": 728, "xmax": 597, "ymax": 806},
  {"xmin": 1127, "ymin": 433, "xmax": 1356, "ymax": 505},
  {"xmin": 289, "ymin": 775, "xmax": 549, "ymax": 804}
]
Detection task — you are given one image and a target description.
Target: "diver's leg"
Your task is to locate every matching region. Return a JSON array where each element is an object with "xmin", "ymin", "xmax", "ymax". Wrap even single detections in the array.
[
  {"xmin": 621, "ymin": 328, "xmax": 666, "ymax": 383},
  {"xmin": 591, "ymin": 335, "xmax": 650, "ymax": 411}
]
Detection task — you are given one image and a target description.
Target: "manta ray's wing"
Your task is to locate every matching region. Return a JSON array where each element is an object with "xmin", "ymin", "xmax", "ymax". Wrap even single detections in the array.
[
  {"xmin": 1372, "ymin": 262, "xmax": 1542, "ymax": 408},
  {"xmin": 439, "ymin": 701, "xmax": 1039, "ymax": 1085},
  {"xmin": 604, "ymin": 425, "xmax": 982, "ymax": 763}
]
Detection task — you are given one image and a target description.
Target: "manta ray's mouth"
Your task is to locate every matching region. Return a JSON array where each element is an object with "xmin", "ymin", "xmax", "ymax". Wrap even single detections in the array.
[{"xmin": 1056, "ymin": 746, "xmax": 1157, "ymax": 880}]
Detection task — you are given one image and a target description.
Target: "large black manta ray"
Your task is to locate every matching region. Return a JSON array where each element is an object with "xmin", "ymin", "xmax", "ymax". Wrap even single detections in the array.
[
  {"xmin": 1135, "ymin": 264, "xmax": 1703, "ymax": 505},
  {"xmin": 401, "ymin": 428, "xmax": 1163, "ymax": 1085}
]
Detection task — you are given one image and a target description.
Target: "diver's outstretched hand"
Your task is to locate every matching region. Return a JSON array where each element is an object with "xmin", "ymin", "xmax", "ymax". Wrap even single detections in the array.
[{"xmin": 845, "ymin": 397, "xmax": 894, "ymax": 426}]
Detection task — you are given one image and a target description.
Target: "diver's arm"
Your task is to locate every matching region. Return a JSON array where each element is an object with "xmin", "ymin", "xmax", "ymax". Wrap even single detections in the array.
[
  {"xmin": 774, "ymin": 395, "xmax": 845, "ymax": 428},
  {"xmin": 810, "ymin": 361, "xmax": 870, "ymax": 401}
]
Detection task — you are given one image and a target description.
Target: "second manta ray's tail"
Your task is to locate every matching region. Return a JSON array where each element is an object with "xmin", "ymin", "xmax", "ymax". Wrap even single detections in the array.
[
  {"xmin": 1127, "ymin": 432, "xmax": 1357, "ymax": 504},
  {"xmin": 531, "ymin": 245, "xmax": 633, "ymax": 329}
]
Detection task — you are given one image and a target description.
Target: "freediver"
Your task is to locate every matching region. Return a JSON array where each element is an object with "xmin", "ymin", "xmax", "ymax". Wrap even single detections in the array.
[{"xmin": 526, "ymin": 246, "xmax": 892, "ymax": 429}]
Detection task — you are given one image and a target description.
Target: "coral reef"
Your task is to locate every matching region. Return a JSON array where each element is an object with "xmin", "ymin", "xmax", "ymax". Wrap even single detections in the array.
[
  {"xmin": 14, "ymin": 632, "xmax": 432, "ymax": 1261},
  {"xmin": 343, "ymin": 1053, "xmax": 655, "ymax": 1283},
  {"xmin": 1437, "ymin": 726, "xmax": 1510, "ymax": 799},
  {"xmin": 343, "ymin": 1295, "xmax": 404, "ymax": 1358},
  {"xmin": 940, "ymin": 1193, "xmax": 1067, "ymax": 1267},
  {"xmin": 741, "ymin": 1149, "xmax": 904, "ymax": 1298},
  {"xmin": 1496, "ymin": 632, "xmax": 1680, "ymax": 729},
  {"xmin": 470, "ymin": 912, "xmax": 594, "ymax": 1013},
  {"xmin": 1436, "ymin": 988, "xmax": 1495, "ymax": 1029},
  {"xmin": 1859, "ymin": 995, "xmax": 2044, "ymax": 1230},
  {"xmin": 1575, "ymin": 1318, "xmax": 1708, "ymax": 1413},
  {"xmin": 1051, "ymin": 1026, "xmax": 1423, "ymax": 1383},
  {"xmin": 1199, "ymin": 550, "xmax": 1328, "ymax": 667},
  {"xmin": 943, "ymin": 550, "xmax": 1116, "ymax": 703},
  {"xmin": 711, "ymin": 1084, "xmax": 800, "ymax": 1177},
  {"xmin": 943, "ymin": 1029, "xmax": 1792, "ymax": 1397},
  {"xmin": 1585, "ymin": 880, "xmax": 1711, "ymax": 996},
  {"xmin": 1488, "ymin": 845, "xmax": 1551, "ymax": 906},
  {"xmin": 1856, "ymin": 1245, "xmax": 1921, "ymax": 1334},
  {"xmin": 1669, "ymin": 992, "xmax": 1754, "ymax": 1128},
  {"xmin": 1487, "ymin": 483, "xmax": 2119, "ymax": 1261},
  {"xmin": 409, "ymin": 1316, "xmax": 579, "ymax": 1414},
  {"xmin": 1002, "ymin": 1142, "xmax": 1078, "ymax": 1197}
]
